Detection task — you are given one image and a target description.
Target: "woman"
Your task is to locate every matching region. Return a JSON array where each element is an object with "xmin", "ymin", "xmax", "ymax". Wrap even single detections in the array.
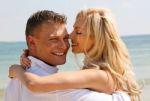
[{"xmin": 9, "ymin": 8, "xmax": 141, "ymax": 101}]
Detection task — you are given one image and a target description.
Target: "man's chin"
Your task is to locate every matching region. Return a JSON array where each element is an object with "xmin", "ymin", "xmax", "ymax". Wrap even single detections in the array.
[
  {"xmin": 58, "ymin": 60, "xmax": 66, "ymax": 65},
  {"xmin": 56, "ymin": 60, "xmax": 66, "ymax": 65},
  {"xmin": 52, "ymin": 58, "xmax": 66, "ymax": 65}
]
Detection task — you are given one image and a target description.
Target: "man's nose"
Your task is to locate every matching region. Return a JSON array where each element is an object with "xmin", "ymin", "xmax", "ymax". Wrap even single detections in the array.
[
  {"xmin": 58, "ymin": 40, "xmax": 68, "ymax": 49},
  {"xmin": 70, "ymin": 32, "xmax": 74, "ymax": 40}
]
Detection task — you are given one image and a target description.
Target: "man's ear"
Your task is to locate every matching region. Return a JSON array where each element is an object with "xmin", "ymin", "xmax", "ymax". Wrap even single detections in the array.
[{"xmin": 26, "ymin": 35, "xmax": 36, "ymax": 50}]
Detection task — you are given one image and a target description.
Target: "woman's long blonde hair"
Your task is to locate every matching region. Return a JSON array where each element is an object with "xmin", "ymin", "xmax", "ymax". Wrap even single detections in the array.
[{"xmin": 76, "ymin": 8, "xmax": 141, "ymax": 101}]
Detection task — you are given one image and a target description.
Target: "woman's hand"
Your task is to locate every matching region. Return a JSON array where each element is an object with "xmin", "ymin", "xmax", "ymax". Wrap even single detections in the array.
[
  {"xmin": 9, "ymin": 64, "xmax": 25, "ymax": 78},
  {"xmin": 20, "ymin": 49, "xmax": 31, "ymax": 68}
]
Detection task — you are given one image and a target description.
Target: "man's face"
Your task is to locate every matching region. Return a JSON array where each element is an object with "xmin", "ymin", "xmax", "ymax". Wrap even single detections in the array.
[{"xmin": 30, "ymin": 22, "xmax": 70, "ymax": 66}]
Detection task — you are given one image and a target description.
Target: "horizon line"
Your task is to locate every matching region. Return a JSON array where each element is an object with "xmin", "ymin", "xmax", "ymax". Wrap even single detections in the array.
[{"xmin": 0, "ymin": 33, "xmax": 150, "ymax": 42}]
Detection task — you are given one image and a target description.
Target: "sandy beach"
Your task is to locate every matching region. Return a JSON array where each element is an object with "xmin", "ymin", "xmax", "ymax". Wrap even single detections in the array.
[{"xmin": 0, "ymin": 89, "xmax": 4, "ymax": 101}]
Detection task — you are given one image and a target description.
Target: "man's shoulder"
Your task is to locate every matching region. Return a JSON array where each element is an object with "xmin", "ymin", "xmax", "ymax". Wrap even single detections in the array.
[
  {"xmin": 4, "ymin": 78, "xmax": 23, "ymax": 101},
  {"xmin": 7, "ymin": 78, "xmax": 22, "ymax": 88}
]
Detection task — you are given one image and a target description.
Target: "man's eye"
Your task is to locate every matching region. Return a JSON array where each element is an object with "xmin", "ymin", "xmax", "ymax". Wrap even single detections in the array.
[{"xmin": 49, "ymin": 39, "xmax": 57, "ymax": 41}]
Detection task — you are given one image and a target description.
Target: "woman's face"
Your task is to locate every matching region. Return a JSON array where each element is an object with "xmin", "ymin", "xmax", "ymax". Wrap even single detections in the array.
[{"xmin": 70, "ymin": 18, "xmax": 94, "ymax": 53}]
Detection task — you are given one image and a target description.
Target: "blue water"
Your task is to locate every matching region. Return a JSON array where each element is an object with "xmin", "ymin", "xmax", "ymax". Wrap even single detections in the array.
[
  {"xmin": 0, "ymin": 34, "xmax": 150, "ymax": 89},
  {"xmin": 123, "ymin": 35, "xmax": 150, "ymax": 67}
]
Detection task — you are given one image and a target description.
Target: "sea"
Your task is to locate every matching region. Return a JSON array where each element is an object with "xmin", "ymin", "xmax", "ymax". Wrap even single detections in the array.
[{"xmin": 0, "ymin": 34, "xmax": 150, "ymax": 89}]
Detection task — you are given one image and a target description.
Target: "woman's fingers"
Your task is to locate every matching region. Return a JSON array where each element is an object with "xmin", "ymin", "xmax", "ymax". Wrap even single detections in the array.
[
  {"xmin": 20, "ymin": 49, "xmax": 31, "ymax": 68},
  {"xmin": 23, "ymin": 49, "xmax": 29, "ymax": 56},
  {"xmin": 20, "ymin": 57, "xmax": 31, "ymax": 68}
]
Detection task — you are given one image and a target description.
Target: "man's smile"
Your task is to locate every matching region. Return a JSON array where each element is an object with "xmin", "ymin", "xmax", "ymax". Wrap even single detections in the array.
[{"xmin": 52, "ymin": 52, "xmax": 65, "ymax": 56}]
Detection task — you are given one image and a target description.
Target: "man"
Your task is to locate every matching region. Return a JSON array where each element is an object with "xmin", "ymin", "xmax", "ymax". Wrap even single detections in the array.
[{"xmin": 4, "ymin": 10, "xmax": 114, "ymax": 101}]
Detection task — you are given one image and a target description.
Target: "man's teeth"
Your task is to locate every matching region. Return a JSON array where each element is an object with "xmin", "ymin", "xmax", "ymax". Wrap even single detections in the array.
[{"xmin": 54, "ymin": 53, "xmax": 64, "ymax": 56}]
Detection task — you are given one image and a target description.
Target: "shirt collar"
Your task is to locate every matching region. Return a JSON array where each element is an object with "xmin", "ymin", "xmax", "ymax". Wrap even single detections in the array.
[{"xmin": 28, "ymin": 56, "xmax": 58, "ymax": 73}]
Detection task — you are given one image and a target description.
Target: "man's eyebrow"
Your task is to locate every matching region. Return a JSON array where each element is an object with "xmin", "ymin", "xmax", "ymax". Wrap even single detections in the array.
[{"xmin": 48, "ymin": 34, "xmax": 58, "ymax": 37}]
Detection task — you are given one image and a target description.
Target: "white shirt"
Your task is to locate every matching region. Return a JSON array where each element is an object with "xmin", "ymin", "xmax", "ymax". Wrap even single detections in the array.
[{"xmin": 4, "ymin": 56, "xmax": 130, "ymax": 101}]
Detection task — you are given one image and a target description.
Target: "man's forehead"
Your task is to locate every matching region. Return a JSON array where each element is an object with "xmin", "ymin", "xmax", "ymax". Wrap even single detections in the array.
[
  {"xmin": 40, "ymin": 22, "xmax": 66, "ymax": 35},
  {"xmin": 49, "ymin": 32, "xmax": 68, "ymax": 37},
  {"xmin": 49, "ymin": 25, "xmax": 68, "ymax": 36}
]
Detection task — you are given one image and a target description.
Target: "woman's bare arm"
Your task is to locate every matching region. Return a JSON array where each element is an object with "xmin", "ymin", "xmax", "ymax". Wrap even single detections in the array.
[{"xmin": 9, "ymin": 65, "xmax": 115, "ymax": 94}]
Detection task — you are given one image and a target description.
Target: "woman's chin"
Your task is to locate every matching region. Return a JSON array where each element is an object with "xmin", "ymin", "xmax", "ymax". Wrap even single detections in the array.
[{"xmin": 72, "ymin": 49, "xmax": 82, "ymax": 54}]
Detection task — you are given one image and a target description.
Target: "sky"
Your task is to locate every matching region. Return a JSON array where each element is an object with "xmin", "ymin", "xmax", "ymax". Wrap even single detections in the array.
[{"xmin": 0, "ymin": 0, "xmax": 150, "ymax": 41}]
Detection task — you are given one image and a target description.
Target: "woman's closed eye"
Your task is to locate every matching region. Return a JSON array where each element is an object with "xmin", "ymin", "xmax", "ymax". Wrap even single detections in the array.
[{"xmin": 76, "ymin": 32, "xmax": 82, "ymax": 35}]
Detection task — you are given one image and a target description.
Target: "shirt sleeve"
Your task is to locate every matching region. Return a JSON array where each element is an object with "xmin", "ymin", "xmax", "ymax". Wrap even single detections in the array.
[{"xmin": 3, "ymin": 78, "xmax": 23, "ymax": 101}]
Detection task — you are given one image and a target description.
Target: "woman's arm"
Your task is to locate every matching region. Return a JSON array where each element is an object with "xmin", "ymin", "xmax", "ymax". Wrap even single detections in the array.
[{"xmin": 9, "ymin": 65, "xmax": 115, "ymax": 94}]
